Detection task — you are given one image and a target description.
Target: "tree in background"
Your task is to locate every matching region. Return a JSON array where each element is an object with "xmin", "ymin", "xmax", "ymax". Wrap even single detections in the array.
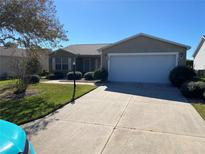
[
  {"xmin": 186, "ymin": 60, "xmax": 193, "ymax": 69},
  {"xmin": 0, "ymin": 0, "xmax": 68, "ymax": 94}
]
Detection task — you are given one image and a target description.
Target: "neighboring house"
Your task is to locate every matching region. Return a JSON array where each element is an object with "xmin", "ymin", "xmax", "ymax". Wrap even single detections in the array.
[
  {"xmin": 193, "ymin": 36, "xmax": 205, "ymax": 71},
  {"xmin": 50, "ymin": 44, "xmax": 108, "ymax": 73},
  {"xmin": 0, "ymin": 47, "xmax": 49, "ymax": 77},
  {"xmin": 51, "ymin": 33, "xmax": 190, "ymax": 83}
]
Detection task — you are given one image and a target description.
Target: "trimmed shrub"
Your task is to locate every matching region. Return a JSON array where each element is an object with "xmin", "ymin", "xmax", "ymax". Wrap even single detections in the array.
[
  {"xmin": 203, "ymin": 91, "xmax": 205, "ymax": 99},
  {"xmin": 94, "ymin": 69, "xmax": 108, "ymax": 81},
  {"xmin": 0, "ymin": 73, "xmax": 8, "ymax": 80},
  {"xmin": 46, "ymin": 74, "xmax": 56, "ymax": 80},
  {"xmin": 180, "ymin": 81, "xmax": 205, "ymax": 98},
  {"xmin": 169, "ymin": 66, "xmax": 196, "ymax": 87},
  {"xmin": 29, "ymin": 75, "xmax": 40, "ymax": 84},
  {"xmin": 46, "ymin": 72, "xmax": 64, "ymax": 80},
  {"xmin": 67, "ymin": 71, "xmax": 82, "ymax": 80},
  {"xmin": 54, "ymin": 72, "xmax": 64, "ymax": 79},
  {"xmin": 40, "ymin": 70, "xmax": 49, "ymax": 76},
  {"xmin": 84, "ymin": 72, "xmax": 94, "ymax": 80}
]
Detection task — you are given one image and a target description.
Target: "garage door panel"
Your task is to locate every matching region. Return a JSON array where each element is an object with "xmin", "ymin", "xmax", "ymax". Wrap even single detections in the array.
[{"xmin": 108, "ymin": 54, "xmax": 177, "ymax": 83}]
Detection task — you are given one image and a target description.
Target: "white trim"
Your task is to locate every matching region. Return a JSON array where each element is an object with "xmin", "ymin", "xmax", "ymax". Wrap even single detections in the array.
[
  {"xmin": 107, "ymin": 52, "xmax": 179, "ymax": 81},
  {"xmin": 99, "ymin": 33, "xmax": 190, "ymax": 51},
  {"xmin": 193, "ymin": 36, "xmax": 205, "ymax": 57},
  {"xmin": 108, "ymin": 52, "xmax": 178, "ymax": 56}
]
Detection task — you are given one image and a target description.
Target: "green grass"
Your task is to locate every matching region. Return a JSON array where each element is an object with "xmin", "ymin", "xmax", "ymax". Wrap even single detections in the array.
[
  {"xmin": 200, "ymin": 78, "xmax": 205, "ymax": 82},
  {"xmin": 0, "ymin": 79, "xmax": 16, "ymax": 88},
  {"xmin": 0, "ymin": 82, "xmax": 95, "ymax": 124},
  {"xmin": 192, "ymin": 103, "xmax": 205, "ymax": 120}
]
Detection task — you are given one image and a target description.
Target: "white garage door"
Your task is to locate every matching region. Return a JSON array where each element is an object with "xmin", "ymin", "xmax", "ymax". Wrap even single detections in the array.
[{"xmin": 108, "ymin": 53, "xmax": 178, "ymax": 83}]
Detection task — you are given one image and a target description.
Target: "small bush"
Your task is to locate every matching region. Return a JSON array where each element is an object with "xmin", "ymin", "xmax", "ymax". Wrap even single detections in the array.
[
  {"xmin": 94, "ymin": 69, "xmax": 108, "ymax": 81},
  {"xmin": 54, "ymin": 72, "xmax": 64, "ymax": 79},
  {"xmin": 29, "ymin": 75, "xmax": 40, "ymax": 84},
  {"xmin": 67, "ymin": 71, "xmax": 82, "ymax": 80},
  {"xmin": 40, "ymin": 70, "xmax": 49, "ymax": 76},
  {"xmin": 169, "ymin": 66, "xmax": 196, "ymax": 87},
  {"xmin": 46, "ymin": 74, "xmax": 56, "ymax": 80},
  {"xmin": 46, "ymin": 72, "xmax": 64, "ymax": 80},
  {"xmin": 0, "ymin": 73, "xmax": 8, "ymax": 80},
  {"xmin": 84, "ymin": 72, "xmax": 94, "ymax": 80},
  {"xmin": 203, "ymin": 91, "xmax": 205, "ymax": 99},
  {"xmin": 180, "ymin": 81, "xmax": 205, "ymax": 98}
]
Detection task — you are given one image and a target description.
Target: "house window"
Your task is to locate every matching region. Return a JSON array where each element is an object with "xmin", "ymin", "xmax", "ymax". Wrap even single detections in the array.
[{"xmin": 55, "ymin": 57, "xmax": 61, "ymax": 70}]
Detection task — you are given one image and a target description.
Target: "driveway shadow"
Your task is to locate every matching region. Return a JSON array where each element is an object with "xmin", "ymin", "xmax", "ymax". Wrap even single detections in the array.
[
  {"xmin": 103, "ymin": 82, "xmax": 187, "ymax": 103},
  {"xmin": 23, "ymin": 111, "xmax": 59, "ymax": 137}
]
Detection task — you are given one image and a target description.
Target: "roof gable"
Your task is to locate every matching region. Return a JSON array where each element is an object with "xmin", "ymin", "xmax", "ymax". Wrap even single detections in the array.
[
  {"xmin": 193, "ymin": 36, "xmax": 205, "ymax": 57},
  {"xmin": 99, "ymin": 33, "xmax": 190, "ymax": 51}
]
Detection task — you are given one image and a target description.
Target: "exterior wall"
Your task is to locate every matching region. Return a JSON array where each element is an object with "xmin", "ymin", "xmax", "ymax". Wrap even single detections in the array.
[
  {"xmin": 194, "ymin": 41, "xmax": 205, "ymax": 70},
  {"xmin": 101, "ymin": 36, "xmax": 187, "ymax": 70},
  {"xmin": 0, "ymin": 51, "xmax": 49, "ymax": 77},
  {"xmin": 0, "ymin": 56, "xmax": 23, "ymax": 76}
]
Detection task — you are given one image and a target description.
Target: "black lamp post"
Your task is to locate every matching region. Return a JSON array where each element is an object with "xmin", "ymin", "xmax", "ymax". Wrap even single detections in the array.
[{"xmin": 72, "ymin": 61, "xmax": 76, "ymax": 101}]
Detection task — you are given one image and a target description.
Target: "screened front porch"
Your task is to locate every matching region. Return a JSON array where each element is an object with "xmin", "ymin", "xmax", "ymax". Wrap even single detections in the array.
[{"xmin": 51, "ymin": 55, "xmax": 101, "ymax": 73}]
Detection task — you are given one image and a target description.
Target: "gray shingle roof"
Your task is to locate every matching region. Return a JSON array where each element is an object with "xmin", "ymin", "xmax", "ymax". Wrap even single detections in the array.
[{"xmin": 62, "ymin": 44, "xmax": 110, "ymax": 55}]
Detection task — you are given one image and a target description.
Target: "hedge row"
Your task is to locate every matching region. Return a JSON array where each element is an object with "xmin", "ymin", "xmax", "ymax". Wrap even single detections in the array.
[{"xmin": 46, "ymin": 69, "xmax": 108, "ymax": 81}]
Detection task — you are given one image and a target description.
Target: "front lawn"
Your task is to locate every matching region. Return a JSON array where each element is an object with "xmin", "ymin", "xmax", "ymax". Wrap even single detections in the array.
[
  {"xmin": 0, "ymin": 79, "xmax": 16, "ymax": 89},
  {"xmin": 0, "ymin": 82, "xmax": 95, "ymax": 124},
  {"xmin": 200, "ymin": 78, "xmax": 205, "ymax": 82},
  {"xmin": 192, "ymin": 103, "xmax": 205, "ymax": 120}
]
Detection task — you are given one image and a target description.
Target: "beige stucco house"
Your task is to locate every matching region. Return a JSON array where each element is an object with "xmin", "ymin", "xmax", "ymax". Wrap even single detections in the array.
[
  {"xmin": 193, "ymin": 36, "xmax": 205, "ymax": 71},
  {"xmin": 0, "ymin": 47, "xmax": 49, "ymax": 78},
  {"xmin": 51, "ymin": 33, "xmax": 190, "ymax": 83}
]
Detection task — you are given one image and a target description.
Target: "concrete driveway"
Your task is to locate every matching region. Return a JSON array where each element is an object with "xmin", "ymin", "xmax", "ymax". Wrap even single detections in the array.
[{"xmin": 24, "ymin": 83, "xmax": 205, "ymax": 154}]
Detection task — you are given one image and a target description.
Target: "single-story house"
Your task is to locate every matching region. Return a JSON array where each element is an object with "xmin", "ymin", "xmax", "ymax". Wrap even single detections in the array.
[
  {"xmin": 193, "ymin": 36, "xmax": 205, "ymax": 71},
  {"xmin": 51, "ymin": 33, "xmax": 190, "ymax": 83},
  {"xmin": 49, "ymin": 44, "xmax": 108, "ymax": 73},
  {"xmin": 0, "ymin": 47, "xmax": 50, "ymax": 78}
]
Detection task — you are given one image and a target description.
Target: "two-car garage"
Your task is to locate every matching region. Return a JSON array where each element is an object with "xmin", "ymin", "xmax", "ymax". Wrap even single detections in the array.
[
  {"xmin": 100, "ymin": 33, "xmax": 190, "ymax": 84},
  {"xmin": 108, "ymin": 53, "xmax": 178, "ymax": 83}
]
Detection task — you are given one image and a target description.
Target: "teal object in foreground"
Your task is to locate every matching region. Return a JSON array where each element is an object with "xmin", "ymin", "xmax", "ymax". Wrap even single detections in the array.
[{"xmin": 0, "ymin": 120, "xmax": 35, "ymax": 154}]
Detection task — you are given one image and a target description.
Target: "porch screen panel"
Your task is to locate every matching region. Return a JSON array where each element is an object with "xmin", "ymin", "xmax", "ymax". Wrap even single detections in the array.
[
  {"xmin": 62, "ymin": 57, "xmax": 68, "ymax": 70},
  {"xmin": 68, "ymin": 58, "xmax": 71, "ymax": 71},
  {"xmin": 55, "ymin": 57, "xmax": 61, "ymax": 70}
]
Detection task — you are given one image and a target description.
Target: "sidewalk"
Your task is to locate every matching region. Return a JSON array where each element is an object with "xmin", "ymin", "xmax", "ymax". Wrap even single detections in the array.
[{"xmin": 41, "ymin": 80, "xmax": 96, "ymax": 86}]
